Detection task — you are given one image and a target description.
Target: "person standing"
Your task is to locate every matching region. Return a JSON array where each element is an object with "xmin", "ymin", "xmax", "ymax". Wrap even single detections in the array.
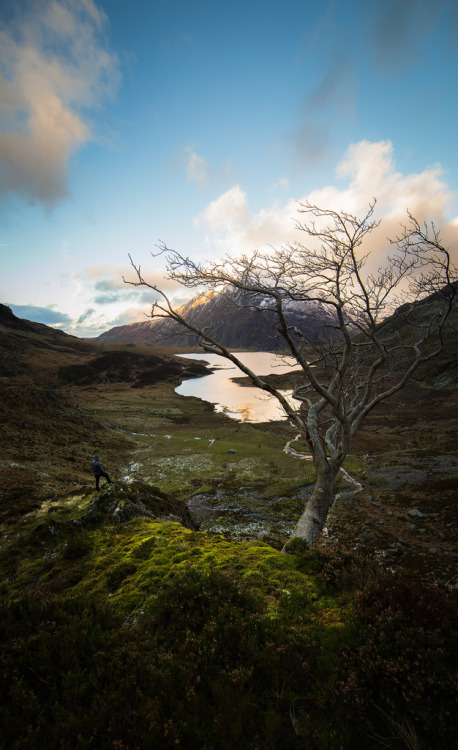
[{"xmin": 91, "ymin": 454, "xmax": 112, "ymax": 491}]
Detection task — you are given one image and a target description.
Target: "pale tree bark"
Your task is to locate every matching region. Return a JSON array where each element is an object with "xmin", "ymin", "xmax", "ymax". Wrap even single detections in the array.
[
  {"xmin": 125, "ymin": 202, "xmax": 456, "ymax": 547},
  {"xmin": 292, "ymin": 461, "xmax": 334, "ymax": 546}
]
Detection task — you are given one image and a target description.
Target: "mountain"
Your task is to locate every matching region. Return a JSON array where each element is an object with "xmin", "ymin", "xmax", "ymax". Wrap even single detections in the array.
[
  {"xmin": 380, "ymin": 282, "xmax": 458, "ymax": 387},
  {"xmin": 96, "ymin": 287, "xmax": 341, "ymax": 349}
]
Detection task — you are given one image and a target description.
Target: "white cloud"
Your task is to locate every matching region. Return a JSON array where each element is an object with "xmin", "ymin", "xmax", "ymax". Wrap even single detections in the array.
[
  {"xmin": 195, "ymin": 185, "xmax": 250, "ymax": 232},
  {"xmin": 195, "ymin": 140, "xmax": 458, "ymax": 262},
  {"xmin": 186, "ymin": 151, "xmax": 209, "ymax": 186},
  {"xmin": 0, "ymin": 0, "xmax": 119, "ymax": 207},
  {"xmin": 331, "ymin": 140, "xmax": 453, "ymax": 220}
]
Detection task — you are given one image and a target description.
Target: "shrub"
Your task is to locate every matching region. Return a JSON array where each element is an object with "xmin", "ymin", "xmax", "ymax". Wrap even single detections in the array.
[
  {"xmin": 0, "ymin": 572, "xmax": 316, "ymax": 749},
  {"xmin": 316, "ymin": 546, "xmax": 376, "ymax": 591},
  {"xmin": 336, "ymin": 572, "xmax": 458, "ymax": 748},
  {"xmin": 1, "ymin": 568, "xmax": 455, "ymax": 749},
  {"xmin": 135, "ymin": 569, "xmax": 315, "ymax": 748}
]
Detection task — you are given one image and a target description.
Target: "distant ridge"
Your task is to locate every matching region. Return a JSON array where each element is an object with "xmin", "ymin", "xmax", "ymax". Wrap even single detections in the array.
[
  {"xmin": 96, "ymin": 287, "xmax": 341, "ymax": 350},
  {"xmin": 0, "ymin": 303, "xmax": 91, "ymax": 353}
]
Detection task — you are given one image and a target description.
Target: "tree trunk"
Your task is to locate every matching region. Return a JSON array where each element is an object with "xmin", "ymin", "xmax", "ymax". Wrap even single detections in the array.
[{"xmin": 289, "ymin": 465, "xmax": 335, "ymax": 547}]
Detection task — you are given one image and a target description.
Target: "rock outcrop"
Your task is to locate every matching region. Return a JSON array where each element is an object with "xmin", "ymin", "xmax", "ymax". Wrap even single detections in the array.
[{"xmin": 80, "ymin": 481, "xmax": 195, "ymax": 529}]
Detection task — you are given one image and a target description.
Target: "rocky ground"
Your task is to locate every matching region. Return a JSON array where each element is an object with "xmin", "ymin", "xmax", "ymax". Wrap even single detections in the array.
[{"xmin": 317, "ymin": 386, "xmax": 458, "ymax": 587}]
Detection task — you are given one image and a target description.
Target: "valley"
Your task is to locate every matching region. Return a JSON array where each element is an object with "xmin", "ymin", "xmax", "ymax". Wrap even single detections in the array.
[{"xmin": 1, "ymin": 301, "xmax": 457, "ymax": 584}]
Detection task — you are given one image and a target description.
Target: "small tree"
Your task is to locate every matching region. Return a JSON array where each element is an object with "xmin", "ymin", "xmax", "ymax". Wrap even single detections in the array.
[{"xmin": 126, "ymin": 202, "xmax": 456, "ymax": 546}]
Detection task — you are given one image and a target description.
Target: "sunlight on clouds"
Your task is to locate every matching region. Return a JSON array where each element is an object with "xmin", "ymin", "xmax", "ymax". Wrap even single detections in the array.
[
  {"xmin": 195, "ymin": 185, "xmax": 250, "ymax": 231},
  {"xmin": 196, "ymin": 140, "xmax": 458, "ymax": 262},
  {"xmin": 81, "ymin": 264, "xmax": 183, "ymax": 294},
  {"xmin": 106, "ymin": 307, "xmax": 153, "ymax": 327},
  {"xmin": 67, "ymin": 265, "xmax": 183, "ymax": 335},
  {"xmin": 0, "ymin": 0, "xmax": 119, "ymax": 206},
  {"xmin": 70, "ymin": 304, "xmax": 154, "ymax": 338},
  {"xmin": 333, "ymin": 140, "xmax": 453, "ymax": 219}
]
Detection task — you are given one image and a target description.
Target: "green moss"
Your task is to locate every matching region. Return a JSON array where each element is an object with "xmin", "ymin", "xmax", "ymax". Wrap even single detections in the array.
[
  {"xmin": 106, "ymin": 561, "xmax": 138, "ymax": 590},
  {"xmin": 284, "ymin": 536, "xmax": 310, "ymax": 555},
  {"xmin": 342, "ymin": 454, "xmax": 367, "ymax": 477},
  {"xmin": 2, "ymin": 510, "xmax": 333, "ymax": 619},
  {"xmin": 62, "ymin": 534, "xmax": 92, "ymax": 559}
]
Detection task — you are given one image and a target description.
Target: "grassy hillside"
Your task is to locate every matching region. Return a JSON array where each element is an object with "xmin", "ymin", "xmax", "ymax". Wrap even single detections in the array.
[{"xmin": 1, "ymin": 305, "xmax": 457, "ymax": 749}]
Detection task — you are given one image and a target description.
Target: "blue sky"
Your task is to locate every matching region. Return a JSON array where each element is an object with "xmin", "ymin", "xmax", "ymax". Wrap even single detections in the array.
[{"xmin": 1, "ymin": 0, "xmax": 457, "ymax": 336}]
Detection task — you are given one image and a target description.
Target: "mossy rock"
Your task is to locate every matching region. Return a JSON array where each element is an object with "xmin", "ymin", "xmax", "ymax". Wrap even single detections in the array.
[
  {"xmin": 80, "ymin": 481, "xmax": 195, "ymax": 529},
  {"xmin": 283, "ymin": 536, "xmax": 310, "ymax": 555}
]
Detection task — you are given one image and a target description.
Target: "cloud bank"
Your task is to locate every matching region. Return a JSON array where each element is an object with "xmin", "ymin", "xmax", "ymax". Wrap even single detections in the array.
[
  {"xmin": 196, "ymin": 140, "xmax": 458, "ymax": 262},
  {"xmin": 62, "ymin": 264, "xmax": 186, "ymax": 336},
  {"xmin": 0, "ymin": 0, "xmax": 119, "ymax": 207}
]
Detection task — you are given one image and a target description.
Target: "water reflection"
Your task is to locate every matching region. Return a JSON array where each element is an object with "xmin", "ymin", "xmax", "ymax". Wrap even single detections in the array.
[{"xmin": 176, "ymin": 352, "xmax": 300, "ymax": 423}]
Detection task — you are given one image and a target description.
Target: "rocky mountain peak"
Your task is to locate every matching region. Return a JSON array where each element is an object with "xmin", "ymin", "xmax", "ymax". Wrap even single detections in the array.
[{"xmin": 96, "ymin": 286, "xmax": 341, "ymax": 349}]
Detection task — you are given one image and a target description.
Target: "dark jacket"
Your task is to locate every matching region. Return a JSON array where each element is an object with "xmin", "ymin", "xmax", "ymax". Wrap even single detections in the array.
[{"xmin": 91, "ymin": 459, "xmax": 103, "ymax": 475}]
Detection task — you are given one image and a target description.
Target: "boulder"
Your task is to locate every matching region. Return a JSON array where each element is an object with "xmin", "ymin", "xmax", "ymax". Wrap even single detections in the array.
[{"xmin": 81, "ymin": 482, "xmax": 195, "ymax": 529}]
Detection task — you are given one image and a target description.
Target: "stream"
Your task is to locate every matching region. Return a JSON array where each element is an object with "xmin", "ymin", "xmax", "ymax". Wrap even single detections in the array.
[{"xmin": 283, "ymin": 434, "xmax": 363, "ymax": 501}]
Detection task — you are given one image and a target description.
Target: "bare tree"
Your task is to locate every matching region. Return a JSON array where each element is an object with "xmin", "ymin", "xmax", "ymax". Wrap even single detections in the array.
[{"xmin": 125, "ymin": 202, "xmax": 456, "ymax": 546}]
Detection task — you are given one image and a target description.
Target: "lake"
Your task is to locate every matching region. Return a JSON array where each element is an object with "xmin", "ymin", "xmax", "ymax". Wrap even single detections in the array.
[{"xmin": 176, "ymin": 352, "xmax": 300, "ymax": 422}]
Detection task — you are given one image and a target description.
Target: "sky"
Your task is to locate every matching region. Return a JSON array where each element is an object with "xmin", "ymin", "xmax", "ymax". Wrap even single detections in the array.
[{"xmin": 1, "ymin": 0, "xmax": 457, "ymax": 337}]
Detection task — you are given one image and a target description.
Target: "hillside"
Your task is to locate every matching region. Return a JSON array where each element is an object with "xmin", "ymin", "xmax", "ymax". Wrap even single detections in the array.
[
  {"xmin": 1, "ymin": 303, "xmax": 457, "ymax": 749},
  {"xmin": 0, "ymin": 304, "xmax": 208, "ymax": 520},
  {"xmin": 96, "ymin": 287, "xmax": 342, "ymax": 348}
]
